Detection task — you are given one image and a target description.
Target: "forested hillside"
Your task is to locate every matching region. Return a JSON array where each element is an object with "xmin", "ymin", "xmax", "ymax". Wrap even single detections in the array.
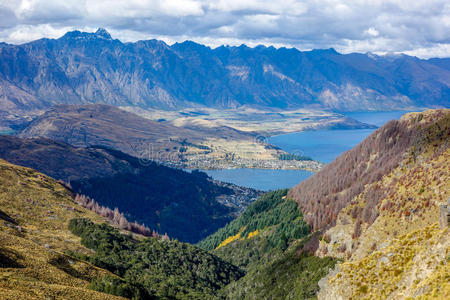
[
  {"xmin": 69, "ymin": 218, "xmax": 243, "ymax": 299},
  {"xmin": 198, "ymin": 190, "xmax": 338, "ymax": 299},
  {"xmin": 0, "ymin": 135, "xmax": 260, "ymax": 243},
  {"xmin": 0, "ymin": 159, "xmax": 244, "ymax": 299}
]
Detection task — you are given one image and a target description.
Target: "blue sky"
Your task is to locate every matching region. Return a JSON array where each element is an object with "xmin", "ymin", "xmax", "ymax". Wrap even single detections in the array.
[{"xmin": 0, "ymin": 0, "xmax": 449, "ymax": 58}]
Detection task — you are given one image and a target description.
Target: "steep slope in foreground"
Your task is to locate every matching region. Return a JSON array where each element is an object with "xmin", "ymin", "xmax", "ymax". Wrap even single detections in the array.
[
  {"xmin": 0, "ymin": 159, "xmax": 244, "ymax": 299},
  {"xmin": 0, "ymin": 159, "xmax": 124, "ymax": 299},
  {"xmin": 288, "ymin": 109, "xmax": 449, "ymax": 299},
  {"xmin": 0, "ymin": 135, "xmax": 260, "ymax": 243}
]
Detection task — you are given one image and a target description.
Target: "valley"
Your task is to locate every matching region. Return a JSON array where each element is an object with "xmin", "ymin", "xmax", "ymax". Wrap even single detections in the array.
[
  {"xmin": 0, "ymin": 24, "xmax": 449, "ymax": 300},
  {"xmin": 0, "ymin": 135, "xmax": 261, "ymax": 243},
  {"xmin": 0, "ymin": 109, "xmax": 448, "ymax": 299}
]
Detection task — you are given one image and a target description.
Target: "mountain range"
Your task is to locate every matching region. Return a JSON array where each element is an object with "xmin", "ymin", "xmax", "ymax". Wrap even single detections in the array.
[{"xmin": 0, "ymin": 28, "xmax": 448, "ymax": 115}]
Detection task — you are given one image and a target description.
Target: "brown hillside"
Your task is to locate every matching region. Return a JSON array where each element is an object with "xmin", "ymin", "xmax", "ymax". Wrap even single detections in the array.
[
  {"xmin": 288, "ymin": 109, "xmax": 449, "ymax": 231},
  {"xmin": 315, "ymin": 110, "xmax": 449, "ymax": 299},
  {"xmin": 19, "ymin": 104, "xmax": 256, "ymax": 162},
  {"xmin": 0, "ymin": 135, "xmax": 139, "ymax": 180}
]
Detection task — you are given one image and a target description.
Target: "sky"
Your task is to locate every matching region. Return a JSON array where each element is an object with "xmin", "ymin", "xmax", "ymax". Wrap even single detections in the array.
[{"xmin": 0, "ymin": 0, "xmax": 449, "ymax": 58}]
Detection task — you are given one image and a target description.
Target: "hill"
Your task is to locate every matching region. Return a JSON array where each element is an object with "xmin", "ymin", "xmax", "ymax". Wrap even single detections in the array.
[
  {"xmin": 16, "ymin": 104, "xmax": 325, "ymax": 170},
  {"xmin": 197, "ymin": 189, "xmax": 339, "ymax": 299},
  {"xmin": 287, "ymin": 109, "xmax": 449, "ymax": 298},
  {"xmin": 198, "ymin": 109, "xmax": 449, "ymax": 299},
  {"xmin": 0, "ymin": 135, "xmax": 261, "ymax": 243},
  {"xmin": 0, "ymin": 159, "xmax": 244, "ymax": 299},
  {"xmin": 0, "ymin": 158, "xmax": 125, "ymax": 299},
  {"xmin": 0, "ymin": 28, "xmax": 448, "ymax": 115},
  {"xmin": 18, "ymin": 104, "xmax": 253, "ymax": 163},
  {"xmin": 289, "ymin": 109, "xmax": 449, "ymax": 231}
]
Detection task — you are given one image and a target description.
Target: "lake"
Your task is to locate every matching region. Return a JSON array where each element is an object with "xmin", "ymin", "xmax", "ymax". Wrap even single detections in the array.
[
  {"xmin": 204, "ymin": 111, "xmax": 420, "ymax": 191},
  {"xmin": 205, "ymin": 168, "xmax": 314, "ymax": 191}
]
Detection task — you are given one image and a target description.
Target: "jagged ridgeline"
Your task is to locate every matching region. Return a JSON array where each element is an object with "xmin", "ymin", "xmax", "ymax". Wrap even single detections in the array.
[
  {"xmin": 0, "ymin": 159, "xmax": 243, "ymax": 299},
  {"xmin": 1, "ymin": 28, "xmax": 448, "ymax": 112}
]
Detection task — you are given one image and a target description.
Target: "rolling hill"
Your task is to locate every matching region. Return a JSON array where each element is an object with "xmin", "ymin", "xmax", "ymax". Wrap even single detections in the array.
[
  {"xmin": 16, "ymin": 103, "xmax": 331, "ymax": 170},
  {"xmin": 18, "ymin": 104, "xmax": 256, "ymax": 163}
]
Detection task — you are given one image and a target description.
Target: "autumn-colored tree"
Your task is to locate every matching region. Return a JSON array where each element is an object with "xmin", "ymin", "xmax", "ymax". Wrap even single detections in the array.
[{"xmin": 73, "ymin": 193, "xmax": 158, "ymax": 237}]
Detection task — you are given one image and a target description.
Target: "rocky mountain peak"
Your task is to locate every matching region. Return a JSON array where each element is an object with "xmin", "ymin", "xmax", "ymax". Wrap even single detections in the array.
[{"xmin": 95, "ymin": 28, "xmax": 112, "ymax": 40}]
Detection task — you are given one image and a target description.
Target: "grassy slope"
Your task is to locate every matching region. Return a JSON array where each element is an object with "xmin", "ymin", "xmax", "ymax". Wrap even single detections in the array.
[
  {"xmin": 0, "ymin": 159, "xmax": 124, "ymax": 299},
  {"xmin": 316, "ymin": 110, "xmax": 450, "ymax": 299},
  {"xmin": 319, "ymin": 224, "xmax": 449, "ymax": 299},
  {"xmin": 0, "ymin": 159, "xmax": 245, "ymax": 299}
]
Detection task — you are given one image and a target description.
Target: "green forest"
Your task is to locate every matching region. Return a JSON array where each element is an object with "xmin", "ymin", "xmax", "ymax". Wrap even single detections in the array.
[
  {"xmin": 198, "ymin": 189, "xmax": 310, "ymax": 253},
  {"xmin": 68, "ymin": 218, "xmax": 244, "ymax": 299},
  {"xmin": 197, "ymin": 189, "xmax": 339, "ymax": 299},
  {"xmin": 67, "ymin": 190, "xmax": 338, "ymax": 299},
  {"xmin": 70, "ymin": 164, "xmax": 234, "ymax": 243}
]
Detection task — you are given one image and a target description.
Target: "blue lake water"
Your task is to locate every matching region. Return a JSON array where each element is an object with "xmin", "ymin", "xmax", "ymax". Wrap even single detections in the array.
[
  {"xmin": 205, "ymin": 168, "xmax": 314, "ymax": 191},
  {"xmin": 204, "ymin": 110, "xmax": 421, "ymax": 191},
  {"xmin": 269, "ymin": 111, "xmax": 416, "ymax": 163},
  {"xmin": 269, "ymin": 128, "xmax": 375, "ymax": 164}
]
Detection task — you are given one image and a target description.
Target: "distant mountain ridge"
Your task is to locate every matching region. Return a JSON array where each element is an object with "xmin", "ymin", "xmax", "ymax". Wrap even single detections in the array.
[{"xmin": 0, "ymin": 28, "xmax": 448, "ymax": 113}]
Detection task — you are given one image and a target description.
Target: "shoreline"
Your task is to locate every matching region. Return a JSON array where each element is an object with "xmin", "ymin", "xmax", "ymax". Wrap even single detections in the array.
[{"xmin": 159, "ymin": 157, "xmax": 324, "ymax": 172}]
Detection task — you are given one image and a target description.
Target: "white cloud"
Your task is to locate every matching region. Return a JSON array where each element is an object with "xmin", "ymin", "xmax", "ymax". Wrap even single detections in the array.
[
  {"xmin": 0, "ymin": 0, "xmax": 448, "ymax": 58},
  {"xmin": 365, "ymin": 27, "xmax": 379, "ymax": 37}
]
